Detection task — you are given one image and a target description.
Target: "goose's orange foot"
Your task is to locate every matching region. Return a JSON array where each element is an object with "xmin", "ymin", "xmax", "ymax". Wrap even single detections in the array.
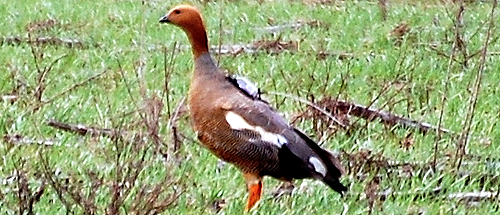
[{"xmin": 244, "ymin": 173, "xmax": 263, "ymax": 212}]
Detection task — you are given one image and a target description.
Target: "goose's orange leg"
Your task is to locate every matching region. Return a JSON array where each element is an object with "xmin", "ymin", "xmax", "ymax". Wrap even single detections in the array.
[{"xmin": 243, "ymin": 173, "xmax": 263, "ymax": 212}]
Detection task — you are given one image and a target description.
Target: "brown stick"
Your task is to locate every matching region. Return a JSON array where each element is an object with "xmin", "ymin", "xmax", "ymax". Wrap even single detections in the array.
[
  {"xmin": 320, "ymin": 98, "xmax": 451, "ymax": 134},
  {"xmin": 433, "ymin": 2, "xmax": 468, "ymax": 172},
  {"xmin": 46, "ymin": 119, "xmax": 122, "ymax": 139},
  {"xmin": 2, "ymin": 36, "xmax": 91, "ymax": 48}
]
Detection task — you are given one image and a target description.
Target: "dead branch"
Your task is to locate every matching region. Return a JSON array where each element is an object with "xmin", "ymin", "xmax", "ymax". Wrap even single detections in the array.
[
  {"xmin": 46, "ymin": 119, "xmax": 123, "ymax": 139},
  {"xmin": 156, "ymin": 41, "xmax": 363, "ymax": 59},
  {"xmin": 222, "ymin": 20, "xmax": 326, "ymax": 35},
  {"xmin": 36, "ymin": 130, "xmax": 181, "ymax": 215},
  {"xmin": 316, "ymin": 51, "xmax": 355, "ymax": 60},
  {"xmin": 211, "ymin": 38, "xmax": 298, "ymax": 56},
  {"xmin": 3, "ymin": 134, "xmax": 56, "ymax": 146},
  {"xmin": 2, "ymin": 36, "xmax": 93, "ymax": 48},
  {"xmin": 306, "ymin": 97, "xmax": 451, "ymax": 134},
  {"xmin": 253, "ymin": 36, "xmax": 298, "ymax": 53},
  {"xmin": 336, "ymin": 98, "xmax": 450, "ymax": 134},
  {"xmin": 129, "ymin": 178, "xmax": 184, "ymax": 215}
]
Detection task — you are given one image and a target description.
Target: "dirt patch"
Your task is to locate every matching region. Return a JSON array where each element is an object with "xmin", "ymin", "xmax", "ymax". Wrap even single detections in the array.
[
  {"xmin": 26, "ymin": 19, "xmax": 58, "ymax": 33},
  {"xmin": 253, "ymin": 37, "xmax": 298, "ymax": 53}
]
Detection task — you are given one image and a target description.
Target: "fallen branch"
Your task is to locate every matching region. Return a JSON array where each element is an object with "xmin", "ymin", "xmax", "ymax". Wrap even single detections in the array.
[
  {"xmin": 447, "ymin": 191, "xmax": 500, "ymax": 202},
  {"xmin": 150, "ymin": 42, "xmax": 361, "ymax": 59},
  {"xmin": 287, "ymin": 94, "xmax": 451, "ymax": 135},
  {"xmin": 317, "ymin": 97, "xmax": 451, "ymax": 134},
  {"xmin": 210, "ymin": 37, "xmax": 298, "ymax": 56},
  {"xmin": 3, "ymin": 21, "xmax": 313, "ymax": 50},
  {"xmin": 377, "ymin": 187, "xmax": 500, "ymax": 203},
  {"xmin": 3, "ymin": 134, "xmax": 56, "ymax": 146},
  {"xmin": 46, "ymin": 119, "xmax": 123, "ymax": 139},
  {"xmin": 222, "ymin": 20, "xmax": 326, "ymax": 35},
  {"xmin": 316, "ymin": 51, "xmax": 355, "ymax": 60},
  {"xmin": 2, "ymin": 36, "xmax": 93, "ymax": 48}
]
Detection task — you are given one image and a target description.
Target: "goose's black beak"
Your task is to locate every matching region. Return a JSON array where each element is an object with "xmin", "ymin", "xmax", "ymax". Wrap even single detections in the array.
[{"xmin": 159, "ymin": 15, "xmax": 169, "ymax": 23}]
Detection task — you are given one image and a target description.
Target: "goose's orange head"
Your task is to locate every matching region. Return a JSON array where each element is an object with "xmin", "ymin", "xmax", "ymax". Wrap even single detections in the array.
[
  {"xmin": 159, "ymin": 4, "xmax": 209, "ymax": 58},
  {"xmin": 159, "ymin": 5, "xmax": 205, "ymax": 33}
]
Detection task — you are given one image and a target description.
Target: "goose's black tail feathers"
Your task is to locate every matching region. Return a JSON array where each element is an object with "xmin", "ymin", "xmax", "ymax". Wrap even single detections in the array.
[{"xmin": 293, "ymin": 128, "xmax": 348, "ymax": 195}]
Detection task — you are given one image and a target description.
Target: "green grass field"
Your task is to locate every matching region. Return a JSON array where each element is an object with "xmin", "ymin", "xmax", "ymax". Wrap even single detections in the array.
[{"xmin": 1, "ymin": 0, "xmax": 499, "ymax": 214}]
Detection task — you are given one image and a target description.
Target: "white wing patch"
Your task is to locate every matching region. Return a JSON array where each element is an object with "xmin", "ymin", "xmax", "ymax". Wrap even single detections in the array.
[
  {"xmin": 225, "ymin": 111, "xmax": 287, "ymax": 148},
  {"xmin": 225, "ymin": 111, "xmax": 253, "ymax": 130},
  {"xmin": 309, "ymin": 157, "xmax": 327, "ymax": 177}
]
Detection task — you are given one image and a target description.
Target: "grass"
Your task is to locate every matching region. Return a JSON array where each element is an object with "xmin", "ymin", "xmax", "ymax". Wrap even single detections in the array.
[{"xmin": 1, "ymin": 0, "xmax": 499, "ymax": 214}]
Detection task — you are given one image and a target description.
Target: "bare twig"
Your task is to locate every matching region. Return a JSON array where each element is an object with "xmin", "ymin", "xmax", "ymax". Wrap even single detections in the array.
[
  {"xmin": 46, "ymin": 119, "xmax": 123, "ymax": 138},
  {"xmin": 39, "ymin": 152, "xmax": 73, "ymax": 213},
  {"xmin": 117, "ymin": 59, "xmax": 146, "ymax": 123},
  {"xmin": 31, "ymin": 69, "xmax": 109, "ymax": 112},
  {"xmin": 216, "ymin": 2, "xmax": 223, "ymax": 66},
  {"xmin": 166, "ymin": 97, "xmax": 187, "ymax": 161},
  {"xmin": 455, "ymin": 0, "xmax": 497, "ymax": 171},
  {"xmin": 268, "ymin": 91, "xmax": 347, "ymax": 129},
  {"xmin": 208, "ymin": 39, "xmax": 298, "ymax": 55},
  {"xmin": 434, "ymin": 2, "xmax": 466, "ymax": 171},
  {"xmin": 162, "ymin": 42, "xmax": 177, "ymax": 120},
  {"xmin": 137, "ymin": 0, "xmax": 147, "ymax": 99},
  {"xmin": 352, "ymin": 73, "xmax": 407, "ymax": 132}
]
